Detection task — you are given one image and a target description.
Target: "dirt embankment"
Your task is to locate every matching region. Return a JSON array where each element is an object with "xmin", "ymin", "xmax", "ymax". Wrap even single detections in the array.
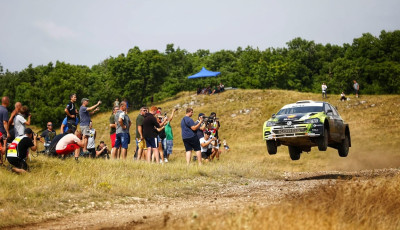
[{"xmin": 8, "ymin": 168, "xmax": 399, "ymax": 230}]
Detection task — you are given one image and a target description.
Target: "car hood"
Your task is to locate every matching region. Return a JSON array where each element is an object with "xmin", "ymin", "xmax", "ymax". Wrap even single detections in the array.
[{"xmin": 274, "ymin": 112, "xmax": 321, "ymax": 122}]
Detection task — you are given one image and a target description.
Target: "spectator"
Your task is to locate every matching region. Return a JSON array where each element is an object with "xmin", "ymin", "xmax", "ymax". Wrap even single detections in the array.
[
  {"xmin": 60, "ymin": 117, "xmax": 79, "ymax": 134},
  {"xmin": 180, "ymin": 108, "xmax": 203, "ymax": 165},
  {"xmin": 135, "ymin": 107, "xmax": 147, "ymax": 161},
  {"xmin": 6, "ymin": 128, "xmax": 37, "ymax": 173},
  {"xmin": 208, "ymin": 112, "xmax": 221, "ymax": 160},
  {"xmin": 79, "ymin": 98, "xmax": 101, "ymax": 154},
  {"xmin": 195, "ymin": 113, "xmax": 207, "ymax": 140},
  {"xmin": 109, "ymin": 106, "xmax": 120, "ymax": 157},
  {"xmin": 223, "ymin": 138, "xmax": 230, "ymax": 152},
  {"xmin": 14, "ymin": 106, "xmax": 31, "ymax": 137},
  {"xmin": 86, "ymin": 122, "xmax": 96, "ymax": 158},
  {"xmin": 353, "ymin": 80, "xmax": 360, "ymax": 98},
  {"xmin": 340, "ymin": 92, "xmax": 347, "ymax": 101},
  {"xmin": 155, "ymin": 113, "xmax": 167, "ymax": 163},
  {"xmin": 40, "ymin": 122, "xmax": 56, "ymax": 151},
  {"xmin": 7, "ymin": 102, "xmax": 22, "ymax": 141},
  {"xmin": 219, "ymin": 82, "xmax": 225, "ymax": 92},
  {"xmin": 200, "ymin": 131, "xmax": 216, "ymax": 162},
  {"xmin": 111, "ymin": 102, "xmax": 130, "ymax": 160},
  {"xmin": 56, "ymin": 129, "xmax": 84, "ymax": 162},
  {"xmin": 163, "ymin": 108, "xmax": 177, "ymax": 162},
  {"xmin": 114, "ymin": 98, "xmax": 119, "ymax": 107},
  {"xmin": 0, "ymin": 96, "xmax": 11, "ymax": 164},
  {"xmin": 123, "ymin": 98, "xmax": 129, "ymax": 112},
  {"xmin": 322, "ymin": 83, "xmax": 328, "ymax": 98},
  {"xmin": 143, "ymin": 106, "xmax": 162, "ymax": 163},
  {"xmin": 96, "ymin": 141, "xmax": 109, "ymax": 159},
  {"xmin": 65, "ymin": 93, "xmax": 78, "ymax": 124}
]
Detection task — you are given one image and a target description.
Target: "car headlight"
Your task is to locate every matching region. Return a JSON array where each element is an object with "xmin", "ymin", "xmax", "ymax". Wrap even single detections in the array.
[
  {"xmin": 266, "ymin": 121, "xmax": 276, "ymax": 127},
  {"xmin": 304, "ymin": 118, "xmax": 320, "ymax": 124}
]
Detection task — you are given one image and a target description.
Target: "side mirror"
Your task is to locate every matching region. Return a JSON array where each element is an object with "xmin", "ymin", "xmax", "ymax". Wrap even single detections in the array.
[
  {"xmin": 326, "ymin": 110, "xmax": 333, "ymax": 116},
  {"xmin": 272, "ymin": 113, "xmax": 276, "ymax": 118}
]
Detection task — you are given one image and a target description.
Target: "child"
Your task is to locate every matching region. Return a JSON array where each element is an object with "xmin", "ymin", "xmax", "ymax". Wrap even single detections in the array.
[{"xmin": 223, "ymin": 138, "xmax": 230, "ymax": 152}]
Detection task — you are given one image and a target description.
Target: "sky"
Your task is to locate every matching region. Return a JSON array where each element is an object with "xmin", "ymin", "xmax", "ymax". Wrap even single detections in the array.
[{"xmin": 1, "ymin": 0, "xmax": 399, "ymax": 72}]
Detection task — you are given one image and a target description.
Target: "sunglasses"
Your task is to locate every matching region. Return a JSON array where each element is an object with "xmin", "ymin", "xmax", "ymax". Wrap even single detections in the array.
[{"xmin": 47, "ymin": 124, "xmax": 52, "ymax": 126}]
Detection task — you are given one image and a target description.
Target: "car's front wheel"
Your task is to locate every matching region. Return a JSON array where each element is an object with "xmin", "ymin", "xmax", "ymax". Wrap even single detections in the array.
[
  {"xmin": 317, "ymin": 128, "xmax": 328, "ymax": 151},
  {"xmin": 288, "ymin": 146, "xmax": 301, "ymax": 160},
  {"xmin": 266, "ymin": 140, "xmax": 277, "ymax": 155},
  {"xmin": 338, "ymin": 134, "xmax": 350, "ymax": 157}
]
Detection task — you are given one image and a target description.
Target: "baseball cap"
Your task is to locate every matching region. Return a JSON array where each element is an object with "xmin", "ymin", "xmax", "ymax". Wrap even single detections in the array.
[
  {"xmin": 198, "ymin": 113, "xmax": 205, "ymax": 117},
  {"xmin": 204, "ymin": 131, "xmax": 211, "ymax": 135},
  {"xmin": 81, "ymin": 98, "xmax": 89, "ymax": 103},
  {"xmin": 24, "ymin": 128, "xmax": 33, "ymax": 135}
]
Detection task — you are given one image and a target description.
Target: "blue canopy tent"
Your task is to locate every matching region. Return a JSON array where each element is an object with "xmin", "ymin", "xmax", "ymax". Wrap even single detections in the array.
[{"xmin": 187, "ymin": 67, "xmax": 221, "ymax": 79}]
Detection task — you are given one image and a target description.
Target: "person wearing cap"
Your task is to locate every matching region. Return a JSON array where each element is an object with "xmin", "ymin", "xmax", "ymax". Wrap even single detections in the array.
[
  {"xmin": 6, "ymin": 128, "xmax": 37, "ymax": 173},
  {"xmin": 79, "ymin": 98, "xmax": 101, "ymax": 155},
  {"xmin": 195, "ymin": 113, "xmax": 207, "ymax": 140},
  {"xmin": 199, "ymin": 131, "xmax": 216, "ymax": 162}
]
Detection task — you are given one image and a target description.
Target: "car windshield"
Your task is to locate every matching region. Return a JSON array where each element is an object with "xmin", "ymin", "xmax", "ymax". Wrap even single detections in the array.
[{"xmin": 277, "ymin": 106, "xmax": 323, "ymax": 115}]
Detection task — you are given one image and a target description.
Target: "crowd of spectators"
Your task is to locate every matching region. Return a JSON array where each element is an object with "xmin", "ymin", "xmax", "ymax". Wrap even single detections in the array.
[
  {"xmin": 0, "ymin": 92, "xmax": 225, "ymax": 173},
  {"xmin": 197, "ymin": 82, "xmax": 225, "ymax": 95}
]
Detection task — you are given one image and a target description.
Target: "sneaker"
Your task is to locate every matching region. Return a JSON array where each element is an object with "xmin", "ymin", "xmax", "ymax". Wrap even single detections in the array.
[
  {"xmin": 75, "ymin": 157, "xmax": 79, "ymax": 163},
  {"xmin": 164, "ymin": 158, "xmax": 168, "ymax": 163}
]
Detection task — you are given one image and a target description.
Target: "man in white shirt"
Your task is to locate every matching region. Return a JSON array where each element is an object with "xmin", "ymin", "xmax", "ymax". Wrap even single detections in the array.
[{"xmin": 199, "ymin": 131, "xmax": 216, "ymax": 162}]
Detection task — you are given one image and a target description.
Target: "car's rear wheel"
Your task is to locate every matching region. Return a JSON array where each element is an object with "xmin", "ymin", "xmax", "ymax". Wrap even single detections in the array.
[
  {"xmin": 266, "ymin": 140, "xmax": 277, "ymax": 155},
  {"xmin": 317, "ymin": 128, "xmax": 328, "ymax": 151},
  {"xmin": 338, "ymin": 134, "xmax": 350, "ymax": 157},
  {"xmin": 288, "ymin": 146, "xmax": 301, "ymax": 160}
]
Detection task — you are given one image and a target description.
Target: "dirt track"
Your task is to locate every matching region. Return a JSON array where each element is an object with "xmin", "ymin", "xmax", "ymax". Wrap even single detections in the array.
[{"xmin": 8, "ymin": 168, "xmax": 398, "ymax": 230}]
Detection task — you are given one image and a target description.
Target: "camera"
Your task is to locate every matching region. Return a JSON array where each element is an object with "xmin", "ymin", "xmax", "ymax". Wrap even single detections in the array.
[{"xmin": 203, "ymin": 116, "xmax": 218, "ymax": 125}]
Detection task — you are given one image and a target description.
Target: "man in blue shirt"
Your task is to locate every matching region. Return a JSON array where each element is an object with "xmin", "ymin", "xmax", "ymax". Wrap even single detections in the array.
[
  {"xmin": 181, "ymin": 108, "xmax": 203, "ymax": 165},
  {"xmin": 79, "ymin": 98, "xmax": 101, "ymax": 154}
]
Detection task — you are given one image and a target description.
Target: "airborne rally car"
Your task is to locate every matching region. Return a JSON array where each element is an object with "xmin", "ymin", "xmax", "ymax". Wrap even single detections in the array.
[{"xmin": 263, "ymin": 100, "xmax": 351, "ymax": 160}]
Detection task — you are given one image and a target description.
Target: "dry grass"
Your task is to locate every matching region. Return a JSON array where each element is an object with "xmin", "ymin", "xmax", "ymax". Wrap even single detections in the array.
[
  {"xmin": 171, "ymin": 174, "xmax": 400, "ymax": 230},
  {"xmin": 0, "ymin": 89, "xmax": 399, "ymax": 228}
]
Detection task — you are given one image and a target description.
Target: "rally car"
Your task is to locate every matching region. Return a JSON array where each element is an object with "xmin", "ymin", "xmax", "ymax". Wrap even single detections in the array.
[{"xmin": 263, "ymin": 100, "xmax": 351, "ymax": 160}]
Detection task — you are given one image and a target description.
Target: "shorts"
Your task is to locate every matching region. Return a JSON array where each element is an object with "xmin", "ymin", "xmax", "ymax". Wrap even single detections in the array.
[
  {"xmin": 7, "ymin": 157, "xmax": 28, "ymax": 170},
  {"xmin": 182, "ymin": 136, "xmax": 201, "ymax": 152},
  {"xmin": 56, "ymin": 143, "xmax": 80, "ymax": 155},
  {"xmin": 110, "ymin": 133, "xmax": 116, "ymax": 148},
  {"xmin": 201, "ymin": 149, "xmax": 212, "ymax": 159},
  {"xmin": 145, "ymin": 137, "xmax": 158, "ymax": 148},
  {"xmin": 88, "ymin": 148, "xmax": 96, "ymax": 158},
  {"xmin": 354, "ymin": 89, "xmax": 359, "ymax": 95},
  {"xmin": 137, "ymin": 138, "xmax": 147, "ymax": 149},
  {"xmin": 164, "ymin": 139, "xmax": 173, "ymax": 155},
  {"xmin": 115, "ymin": 133, "xmax": 129, "ymax": 149},
  {"xmin": 80, "ymin": 126, "xmax": 90, "ymax": 136}
]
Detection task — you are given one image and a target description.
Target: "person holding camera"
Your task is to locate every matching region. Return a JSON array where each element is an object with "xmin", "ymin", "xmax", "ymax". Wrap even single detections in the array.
[
  {"xmin": 7, "ymin": 128, "xmax": 37, "ymax": 173},
  {"xmin": 181, "ymin": 108, "xmax": 203, "ymax": 165},
  {"xmin": 111, "ymin": 102, "xmax": 131, "ymax": 160},
  {"xmin": 200, "ymin": 131, "xmax": 216, "ymax": 162},
  {"xmin": 207, "ymin": 112, "xmax": 221, "ymax": 160},
  {"xmin": 96, "ymin": 141, "xmax": 109, "ymax": 159},
  {"xmin": 14, "ymin": 105, "xmax": 31, "ymax": 137}
]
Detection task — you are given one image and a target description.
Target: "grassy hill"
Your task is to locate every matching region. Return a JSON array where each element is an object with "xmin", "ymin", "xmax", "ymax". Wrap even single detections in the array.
[{"xmin": 1, "ymin": 89, "xmax": 400, "ymax": 228}]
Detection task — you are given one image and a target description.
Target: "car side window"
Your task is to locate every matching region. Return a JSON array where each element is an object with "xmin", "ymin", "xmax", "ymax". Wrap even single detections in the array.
[
  {"xmin": 324, "ymin": 104, "xmax": 331, "ymax": 114},
  {"xmin": 329, "ymin": 105, "xmax": 339, "ymax": 116}
]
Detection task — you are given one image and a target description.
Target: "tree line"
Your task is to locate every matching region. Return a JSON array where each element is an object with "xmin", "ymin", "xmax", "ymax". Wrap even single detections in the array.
[{"xmin": 1, "ymin": 30, "xmax": 399, "ymax": 127}]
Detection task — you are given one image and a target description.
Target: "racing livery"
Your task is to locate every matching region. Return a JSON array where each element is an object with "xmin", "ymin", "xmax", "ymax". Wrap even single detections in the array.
[{"xmin": 263, "ymin": 100, "xmax": 351, "ymax": 160}]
